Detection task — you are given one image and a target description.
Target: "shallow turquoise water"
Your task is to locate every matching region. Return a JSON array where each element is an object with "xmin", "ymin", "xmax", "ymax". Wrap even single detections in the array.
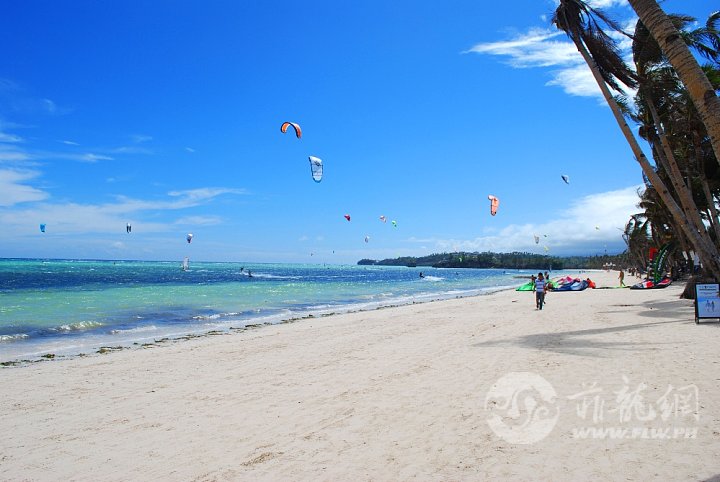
[{"xmin": 0, "ymin": 259, "xmax": 539, "ymax": 361}]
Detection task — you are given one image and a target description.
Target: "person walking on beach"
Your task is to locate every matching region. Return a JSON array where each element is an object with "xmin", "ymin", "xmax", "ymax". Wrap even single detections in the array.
[
  {"xmin": 534, "ymin": 272, "xmax": 547, "ymax": 310},
  {"xmin": 619, "ymin": 270, "xmax": 625, "ymax": 287}
]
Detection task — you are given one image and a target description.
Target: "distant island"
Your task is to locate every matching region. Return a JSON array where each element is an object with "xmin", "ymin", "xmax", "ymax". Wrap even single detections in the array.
[{"xmin": 358, "ymin": 251, "xmax": 625, "ymax": 270}]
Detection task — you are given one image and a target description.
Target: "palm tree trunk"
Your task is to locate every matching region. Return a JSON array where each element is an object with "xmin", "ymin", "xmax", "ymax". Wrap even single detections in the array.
[
  {"xmin": 569, "ymin": 29, "xmax": 720, "ymax": 279},
  {"xmin": 628, "ymin": 0, "xmax": 720, "ymax": 169},
  {"xmin": 700, "ymin": 181, "xmax": 720, "ymax": 243},
  {"xmin": 643, "ymin": 94, "xmax": 712, "ymax": 240},
  {"xmin": 692, "ymin": 131, "xmax": 720, "ymax": 238}
]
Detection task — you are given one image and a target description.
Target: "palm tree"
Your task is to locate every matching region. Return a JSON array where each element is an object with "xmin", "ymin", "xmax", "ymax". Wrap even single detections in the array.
[
  {"xmin": 632, "ymin": 16, "xmax": 720, "ymax": 242},
  {"xmin": 633, "ymin": 13, "xmax": 720, "ymax": 242},
  {"xmin": 553, "ymin": 0, "xmax": 720, "ymax": 279},
  {"xmin": 623, "ymin": 212, "xmax": 652, "ymax": 269},
  {"xmin": 627, "ymin": 0, "xmax": 720, "ymax": 168}
]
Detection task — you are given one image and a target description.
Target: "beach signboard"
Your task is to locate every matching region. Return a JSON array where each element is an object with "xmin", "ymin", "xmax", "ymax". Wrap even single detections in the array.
[{"xmin": 695, "ymin": 283, "xmax": 720, "ymax": 323}]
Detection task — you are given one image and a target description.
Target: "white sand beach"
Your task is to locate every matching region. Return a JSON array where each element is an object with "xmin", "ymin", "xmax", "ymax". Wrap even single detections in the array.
[{"xmin": 1, "ymin": 271, "xmax": 719, "ymax": 481}]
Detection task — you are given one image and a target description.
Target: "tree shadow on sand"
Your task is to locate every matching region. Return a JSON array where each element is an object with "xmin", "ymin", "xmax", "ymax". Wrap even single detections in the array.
[{"xmin": 473, "ymin": 296, "xmax": 702, "ymax": 357}]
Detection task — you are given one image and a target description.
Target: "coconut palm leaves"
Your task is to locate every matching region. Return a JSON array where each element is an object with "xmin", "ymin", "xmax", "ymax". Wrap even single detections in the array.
[
  {"xmin": 627, "ymin": 0, "xmax": 720, "ymax": 167},
  {"xmin": 552, "ymin": 0, "xmax": 637, "ymax": 92},
  {"xmin": 553, "ymin": 0, "xmax": 720, "ymax": 278}
]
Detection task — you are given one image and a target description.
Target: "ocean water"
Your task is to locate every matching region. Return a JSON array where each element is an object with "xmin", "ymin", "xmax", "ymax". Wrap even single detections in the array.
[{"xmin": 0, "ymin": 259, "xmax": 539, "ymax": 362}]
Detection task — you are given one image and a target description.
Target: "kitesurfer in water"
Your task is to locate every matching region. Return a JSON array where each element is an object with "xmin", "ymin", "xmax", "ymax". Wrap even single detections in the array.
[{"xmin": 419, "ymin": 272, "xmax": 425, "ymax": 278}]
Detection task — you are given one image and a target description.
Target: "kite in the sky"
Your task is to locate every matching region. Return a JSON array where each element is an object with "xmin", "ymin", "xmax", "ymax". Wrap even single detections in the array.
[
  {"xmin": 364, "ymin": 235, "xmax": 370, "ymax": 243},
  {"xmin": 534, "ymin": 235, "xmax": 539, "ymax": 244},
  {"xmin": 488, "ymin": 195, "xmax": 499, "ymax": 216},
  {"xmin": 379, "ymin": 215, "xmax": 387, "ymax": 223},
  {"xmin": 561, "ymin": 175, "xmax": 570, "ymax": 184},
  {"xmin": 595, "ymin": 226, "xmax": 600, "ymax": 230},
  {"xmin": 186, "ymin": 233, "xmax": 194, "ymax": 243},
  {"xmin": 280, "ymin": 121, "xmax": 302, "ymax": 139},
  {"xmin": 308, "ymin": 156, "xmax": 323, "ymax": 182},
  {"xmin": 126, "ymin": 223, "xmax": 132, "ymax": 234},
  {"xmin": 344, "ymin": 214, "xmax": 351, "ymax": 222},
  {"xmin": 40, "ymin": 223, "xmax": 46, "ymax": 233},
  {"xmin": 391, "ymin": 220, "xmax": 397, "ymax": 228}
]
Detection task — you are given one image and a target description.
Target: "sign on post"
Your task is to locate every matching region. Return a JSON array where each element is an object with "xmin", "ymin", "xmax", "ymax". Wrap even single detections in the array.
[{"xmin": 695, "ymin": 283, "xmax": 720, "ymax": 324}]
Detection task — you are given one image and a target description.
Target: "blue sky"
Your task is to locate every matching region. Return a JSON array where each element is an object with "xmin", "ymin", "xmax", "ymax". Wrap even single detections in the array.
[{"xmin": 0, "ymin": 0, "xmax": 715, "ymax": 263}]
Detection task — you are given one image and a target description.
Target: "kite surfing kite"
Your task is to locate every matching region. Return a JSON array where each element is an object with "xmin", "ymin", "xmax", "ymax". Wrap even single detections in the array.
[
  {"xmin": 126, "ymin": 223, "xmax": 132, "ymax": 233},
  {"xmin": 379, "ymin": 215, "xmax": 387, "ymax": 223},
  {"xmin": 280, "ymin": 121, "xmax": 302, "ymax": 139},
  {"xmin": 308, "ymin": 156, "xmax": 323, "ymax": 182},
  {"xmin": 364, "ymin": 235, "xmax": 370, "ymax": 243},
  {"xmin": 534, "ymin": 234, "xmax": 539, "ymax": 244},
  {"xmin": 344, "ymin": 214, "xmax": 351, "ymax": 222},
  {"xmin": 488, "ymin": 195, "xmax": 499, "ymax": 216},
  {"xmin": 561, "ymin": 175, "xmax": 570, "ymax": 184},
  {"xmin": 40, "ymin": 223, "xmax": 46, "ymax": 233},
  {"xmin": 391, "ymin": 220, "xmax": 397, "ymax": 228},
  {"xmin": 186, "ymin": 233, "xmax": 194, "ymax": 244}
]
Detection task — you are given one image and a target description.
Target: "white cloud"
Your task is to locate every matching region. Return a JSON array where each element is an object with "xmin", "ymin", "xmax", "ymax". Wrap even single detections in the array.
[
  {"xmin": 0, "ymin": 148, "xmax": 33, "ymax": 163},
  {"xmin": 0, "ymin": 202, "xmax": 167, "ymax": 235},
  {"xmin": 0, "ymin": 132, "xmax": 23, "ymax": 143},
  {"xmin": 167, "ymin": 187, "xmax": 247, "ymax": 203},
  {"xmin": 0, "ymin": 78, "xmax": 20, "ymax": 91},
  {"xmin": 110, "ymin": 146, "xmax": 154, "ymax": 155},
  {"xmin": 174, "ymin": 215, "xmax": 223, "ymax": 226},
  {"xmin": 465, "ymin": 29, "xmax": 579, "ymax": 68},
  {"xmin": 545, "ymin": 63, "xmax": 601, "ymax": 97},
  {"xmin": 41, "ymin": 98, "xmax": 57, "ymax": 114},
  {"xmin": 0, "ymin": 181, "xmax": 247, "ymax": 236},
  {"xmin": 99, "ymin": 187, "xmax": 246, "ymax": 215},
  {"xmin": 0, "ymin": 169, "xmax": 49, "ymax": 206},
  {"xmin": 466, "ymin": 2, "xmax": 636, "ymax": 100},
  {"xmin": 79, "ymin": 153, "xmax": 114, "ymax": 162},
  {"xmin": 131, "ymin": 134, "xmax": 153, "ymax": 143},
  {"xmin": 548, "ymin": 0, "xmax": 628, "ymax": 7},
  {"xmin": 588, "ymin": 0, "xmax": 628, "ymax": 8},
  {"xmin": 426, "ymin": 185, "xmax": 642, "ymax": 255},
  {"xmin": 61, "ymin": 140, "xmax": 79, "ymax": 146},
  {"xmin": 466, "ymin": 28, "xmax": 602, "ymax": 98}
]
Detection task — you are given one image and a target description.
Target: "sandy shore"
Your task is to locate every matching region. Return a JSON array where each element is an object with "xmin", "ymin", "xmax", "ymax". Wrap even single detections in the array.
[{"xmin": 1, "ymin": 271, "xmax": 719, "ymax": 481}]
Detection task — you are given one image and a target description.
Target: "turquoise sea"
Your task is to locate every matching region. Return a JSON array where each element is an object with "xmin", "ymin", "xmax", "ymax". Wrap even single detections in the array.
[{"xmin": 0, "ymin": 259, "xmax": 541, "ymax": 362}]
